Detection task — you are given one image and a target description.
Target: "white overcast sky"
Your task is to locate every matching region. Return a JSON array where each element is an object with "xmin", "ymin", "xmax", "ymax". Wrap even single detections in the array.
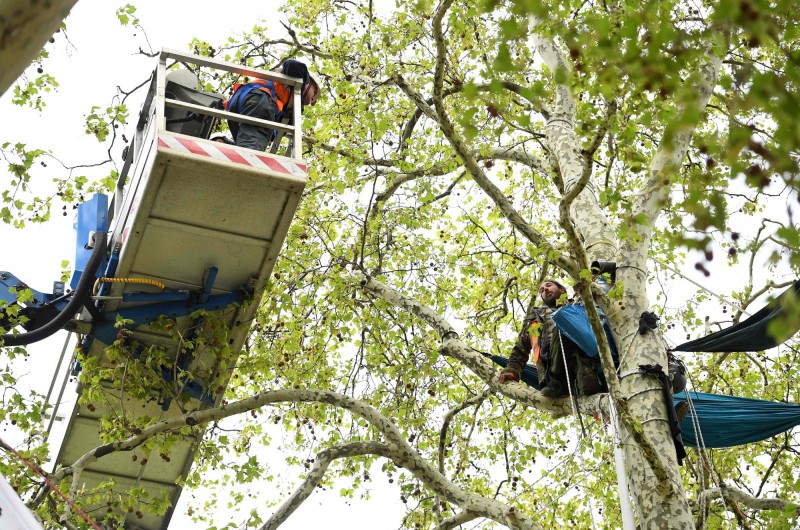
[{"xmin": 0, "ymin": 2, "xmax": 407, "ymax": 529}]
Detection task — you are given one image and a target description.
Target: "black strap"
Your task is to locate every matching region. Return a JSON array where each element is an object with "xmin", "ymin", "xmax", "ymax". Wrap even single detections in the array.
[{"xmin": 639, "ymin": 364, "xmax": 687, "ymax": 465}]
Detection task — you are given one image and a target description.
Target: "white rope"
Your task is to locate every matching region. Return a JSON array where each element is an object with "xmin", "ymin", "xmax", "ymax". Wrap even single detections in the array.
[
  {"xmin": 683, "ymin": 383, "xmax": 730, "ymax": 519},
  {"xmin": 559, "ymin": 331, "xmax": 587, "ymax": 437},
  {"xmin": 615, "ymin": 331, "xmax": 639, "ymax": 374},
  {"xmin": 618, "ymin": 368, "xmax": 643, "ymax": 379},
  {"xmin": 608, "ymin": 397, "xmax": 637, "ymax": 530},
  {"xmin": 684, "ymin": 390, "xmax": 708, "ymax": 522},
  {"xmin": 654, "ymin": 258, "xmax": 751, "ymax": 317},
  {"xmin": 546, "ymin": 116, "xmax": 574, "ymax": 129}
]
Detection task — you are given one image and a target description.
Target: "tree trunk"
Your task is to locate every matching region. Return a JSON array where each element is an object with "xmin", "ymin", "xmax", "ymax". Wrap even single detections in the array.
[
  {"xmin": 0, "ymin": 0, "xmax": 78, "ymax": 97},
  {"xmin": 531, "ymin": 17, "xmax": 705, "ymax": 528},
  {"xmin": 619, "ymin": 320, "xmax": 694, "ymax": 528}
]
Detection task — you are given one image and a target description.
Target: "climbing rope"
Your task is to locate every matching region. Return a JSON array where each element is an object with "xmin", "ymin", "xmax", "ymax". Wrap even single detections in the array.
[
  {"xmin": 615, "ymin": 330, "xmax": 639, "ymax": 375},
  {"xmin": 0, "ymin": 437, "xmax": 102, "ymax": 530},
  {"xmin": 653, "ymin": 258, "xmax": 751, "ymax": 317},
  {"xmin": 558, "ymin": 331, "xmax": 587, "ymax": 438},
  {"xmin": 682, "ymin": 372, "xmax": 730, "ymax": 519}
]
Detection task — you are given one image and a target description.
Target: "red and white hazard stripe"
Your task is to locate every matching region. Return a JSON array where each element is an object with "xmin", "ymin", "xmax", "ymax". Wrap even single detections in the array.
[{"xmin": 157, "ymin": 134, "xmax": 308, "ymax": 177}]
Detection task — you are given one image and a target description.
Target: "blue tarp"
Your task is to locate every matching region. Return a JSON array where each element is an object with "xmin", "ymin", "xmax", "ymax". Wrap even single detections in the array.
[
  {"xmin": 550, "ymin": 305, "xmax": 619, "ymax": 361},
  {"xmin": 487, "ymin": 356, "xmax": 800, "ymax": 448}
]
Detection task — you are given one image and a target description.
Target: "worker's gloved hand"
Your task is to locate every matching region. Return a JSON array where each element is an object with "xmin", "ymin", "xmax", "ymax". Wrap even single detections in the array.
[{"xmin": 498, "ymin": 370, "xmax": 520, "ymax": 383}]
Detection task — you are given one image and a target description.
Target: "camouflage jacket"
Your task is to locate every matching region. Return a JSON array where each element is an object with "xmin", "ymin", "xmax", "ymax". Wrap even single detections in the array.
[{"xmin": 505, "ymin": 305, "xmax": 558, "ymax": 378}]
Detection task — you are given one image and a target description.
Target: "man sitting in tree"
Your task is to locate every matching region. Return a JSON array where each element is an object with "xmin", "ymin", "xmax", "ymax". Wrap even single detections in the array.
[{"xmin": 498, "ymin": 280, "xmax": 604, "ymax": 398}]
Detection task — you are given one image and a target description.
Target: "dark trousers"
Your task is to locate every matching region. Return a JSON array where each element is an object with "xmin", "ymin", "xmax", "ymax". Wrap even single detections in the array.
[{"xmin": 228, "ymin": 90, "xmax": 277, "ymax": 151}]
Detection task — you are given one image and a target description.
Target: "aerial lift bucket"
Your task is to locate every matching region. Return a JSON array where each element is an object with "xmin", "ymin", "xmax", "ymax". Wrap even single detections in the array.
[{"xmin": 43, "ymin": 49, "xmax": 310, "ymax": 530}]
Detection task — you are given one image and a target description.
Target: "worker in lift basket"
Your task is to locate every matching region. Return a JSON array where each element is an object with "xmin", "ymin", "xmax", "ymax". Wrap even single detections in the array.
[{"xmin": 225, "ymin": 59, "xmax": 321, "ymax": 151}]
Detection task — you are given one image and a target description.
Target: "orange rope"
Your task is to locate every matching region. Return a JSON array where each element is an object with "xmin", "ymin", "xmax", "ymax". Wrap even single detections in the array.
[{"xmin": 0, "ymin": 437, "xmax": 102, "ymax": 530}]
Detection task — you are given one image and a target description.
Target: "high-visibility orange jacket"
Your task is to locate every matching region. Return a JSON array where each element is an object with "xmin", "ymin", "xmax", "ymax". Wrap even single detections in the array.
[{"xmin": 226, "ymin": 78, "xmax": 292, "ymax": 113}]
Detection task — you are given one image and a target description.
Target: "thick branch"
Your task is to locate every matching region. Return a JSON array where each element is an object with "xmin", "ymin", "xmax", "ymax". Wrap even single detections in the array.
[
  {"xmin": 523, "ymin": 18, "xmax": 679, "ymax": 492},
  {"xmin": 700, "ymin": 484, "xmax": 800, "ymax": 518},
  {"xmin": 260, "ymin": 441, "xmax": 392, "ymax": 530},
  {"xmin": 0, "ymin": 0, "xmax": 78, "ymax": 97},
  {"xmin": 487, "ymin": 146, "xmax": 552, "ymax": 176},
  {"xmin": 357, "ymin": 272, "xmax": 606, "ymax": 417},
  {"xmin": 54, "ymin": 385, "xmax": 546, "ymax": 529},
  {"xmin": 434, "ymin": 510, "xmax": 480, "ymax": 530},
  {"xmin": 528, "ymin": 16, "xmax": 616, "ymax": 264}
]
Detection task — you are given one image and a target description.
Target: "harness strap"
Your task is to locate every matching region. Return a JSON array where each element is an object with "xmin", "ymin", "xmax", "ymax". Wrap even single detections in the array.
[{"xmin": 228, "ymin": 81, "xmax": 280, "ymax": 114}]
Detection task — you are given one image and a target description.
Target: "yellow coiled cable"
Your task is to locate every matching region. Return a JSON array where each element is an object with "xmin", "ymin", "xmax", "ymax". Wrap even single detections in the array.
[{"xmin": 93, "ymin": 277, "xmax": 166, "ymax": 296}]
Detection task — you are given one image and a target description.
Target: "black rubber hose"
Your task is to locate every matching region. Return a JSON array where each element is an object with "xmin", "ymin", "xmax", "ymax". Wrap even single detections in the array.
[{"xmin": 1, "ymin": 232, "xmax": 108, "ymax": 347}]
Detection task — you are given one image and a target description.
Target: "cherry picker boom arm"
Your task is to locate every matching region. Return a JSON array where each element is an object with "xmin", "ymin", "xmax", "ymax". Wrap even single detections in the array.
[{"xmin": 1, "ymin": 49, "xmax": 310, "ymax": 530}]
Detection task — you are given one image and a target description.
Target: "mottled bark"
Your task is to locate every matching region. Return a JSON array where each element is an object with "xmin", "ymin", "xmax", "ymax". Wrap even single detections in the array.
[
  {"xmin": 529, "ymin": 16, "xmax": 617, "ymax": 265},
  {"xmin": 0, "ymin": 0, "xmax": 78, "ymax": 96},
  {"xmin": 527, "ymin": 15, "xmax": 727, "ymax": 530},
  {"xmin": 613, "ymin": 48, "xmax": 723, "ymax": 529},
  {"xmin": 699, "ymin": 484, "xmax": 800, "ymax": 517},
  {"xmin": 260, "ymin": 441, "xmax": 392, "ymax": 530},
  {"xmin": 54, "ymin": 385, "xmax": 546, "ymax": 529}
]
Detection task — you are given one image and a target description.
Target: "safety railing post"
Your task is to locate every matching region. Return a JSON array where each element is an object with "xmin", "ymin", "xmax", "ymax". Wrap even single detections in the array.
[
  {"xmin": 292, "ymin": 83, "xmax": 302, "ymax": 160},
  {"xmin": 156, "ymin": 52, "xmax": 168, "ymax": 132}
]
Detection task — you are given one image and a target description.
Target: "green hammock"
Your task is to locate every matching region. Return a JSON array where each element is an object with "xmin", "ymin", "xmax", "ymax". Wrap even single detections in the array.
[
  {"xmin": 487, "ymin": 356, "xmax": 800, "ymax": 448},
  {"xmin": 675, "ymin": 390, "xmax": 800, "ymax": 448}
]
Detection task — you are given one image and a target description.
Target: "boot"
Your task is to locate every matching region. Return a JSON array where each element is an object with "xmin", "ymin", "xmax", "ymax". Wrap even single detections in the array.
[{"xmin": 541, "ymin": 378, "xmax": 569, "ymax": 398}]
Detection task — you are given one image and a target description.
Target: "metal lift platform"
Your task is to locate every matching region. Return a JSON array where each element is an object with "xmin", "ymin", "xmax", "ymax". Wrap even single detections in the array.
[{"xmin": 50, "ymin": 50, "xmax": 309, "ymax": 530}]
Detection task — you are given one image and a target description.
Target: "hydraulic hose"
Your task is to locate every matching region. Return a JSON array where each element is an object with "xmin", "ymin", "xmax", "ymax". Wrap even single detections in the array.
[{"xmin": 1, "ymin": 232, "xmax": 108, "ymax": 347}]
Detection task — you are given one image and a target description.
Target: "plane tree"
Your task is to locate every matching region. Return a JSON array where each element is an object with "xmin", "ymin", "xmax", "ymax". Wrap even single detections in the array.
[{"xmin": 1, "ymin": 0, "xmax": 799, "ymax": 529}]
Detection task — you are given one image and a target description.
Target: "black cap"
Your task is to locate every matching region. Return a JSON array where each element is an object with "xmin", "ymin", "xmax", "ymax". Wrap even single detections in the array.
[{"xmin": 281, "ymin": 59, "xmax": 311, "ymax": 89}]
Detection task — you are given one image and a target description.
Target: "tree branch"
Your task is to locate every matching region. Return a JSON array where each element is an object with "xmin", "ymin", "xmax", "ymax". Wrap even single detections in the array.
[
  {"xmin": 699, "ymin": 484, "xmax": 800, "ymax": 518},
  {"xmin": 433, "ymin": 510, "xmax": 480, "ymax": 530},
  {"xmin": 433, "ymin": 390, "xmax": 489, "ymax": 523},
  {"xmin": 260, "ymin": 441, "xmax": 392, "ymax": 530},
  {"xmin": 53, "ymin": 384, "xmax": 548, "ymax": 529},
  {"xmin": 528, "ymin": 16, "xmax": 617, "ymax": 265},
  {"xmin": 356, "ymin": 271, "xmax": 607, "ymax": 417},
  {"xmin": 398, "ymin": 81, "xmax": 550, "ymax": 152},
  {"xmin": 622, "ymin": 45, "xmax": 723, "ymax": 273},
  {"xmin": 399, "ymin": 5, "xmax": 577, "ymax": 277},
  {"xmin": 438, "ymin": 390, "xmax": 491, "ymax": 474},
  {"xmin": 522, "ymin": 18, "xmax": 679, "ymax": 493}
]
